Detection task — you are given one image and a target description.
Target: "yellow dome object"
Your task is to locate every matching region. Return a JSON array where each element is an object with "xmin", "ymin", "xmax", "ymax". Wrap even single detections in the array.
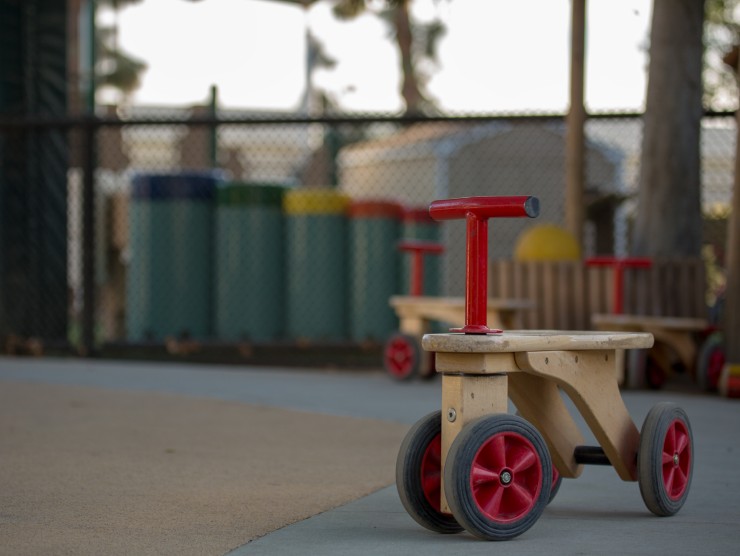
[{"xmin": 514, "ymin": 224, "xmax": 581, "ymax": 261}]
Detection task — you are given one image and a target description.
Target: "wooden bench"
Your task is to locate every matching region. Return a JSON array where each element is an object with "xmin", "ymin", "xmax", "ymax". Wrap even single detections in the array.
[
  {"xmin": 592, "ymin": 313, "xmax": 709, "ymax": 389},
  {"xmin": 395, "ymin": 196, "xmax": 695, "ymax": 541}
]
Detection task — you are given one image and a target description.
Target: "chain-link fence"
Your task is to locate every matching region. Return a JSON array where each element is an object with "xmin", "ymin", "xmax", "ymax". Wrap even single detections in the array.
[{"xmin": 0, "ymin": 110, "xmax": 735, "ymax": 361}]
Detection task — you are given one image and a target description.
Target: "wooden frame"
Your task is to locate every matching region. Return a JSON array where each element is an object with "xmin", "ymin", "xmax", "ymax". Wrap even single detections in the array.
[{"xmin": 423, "ymin": 330, "xmax": 653, "ymax": 514}]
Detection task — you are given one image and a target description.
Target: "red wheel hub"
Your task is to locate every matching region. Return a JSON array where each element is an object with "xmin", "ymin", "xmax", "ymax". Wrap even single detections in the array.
[
  {"xmin": 469, "ymin": 432, "xmax": 543, "ymax": 523},
  {"xmin": 662, "ymin": 419, "xmax": 691, "ymax": 500},
  {"xmin": 420, "ymin": 433, "xmax": 442, "ymax": 511},
  {"xmin": 384, "ymin": 337, "xmax": 416, "ymax": 378}
]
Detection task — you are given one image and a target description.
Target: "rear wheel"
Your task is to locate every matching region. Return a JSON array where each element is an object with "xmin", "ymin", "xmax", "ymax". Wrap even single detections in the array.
[
  {"xmin": 697, "ymin": 331, "xmax": 725, "ymax": 392},
  {"xmin": 396, "ymin": 411, "xmax": 463, "ymax": 534},
  {"xmin": 638, "ymin": 403, "xmax": 694, "ymax": 516},
  {"xmin": 384, "ymin": 333, "xmax": 421, "ymax": 380}
]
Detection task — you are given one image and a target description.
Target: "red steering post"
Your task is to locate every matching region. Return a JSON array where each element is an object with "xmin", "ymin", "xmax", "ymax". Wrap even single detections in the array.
[
  {"xmin": 398, "ymin": 240, "xmax": 444, "ymax": 297},
  {"xmin": 429, "ymin": 196, "xmax": 539, "ymax": 334},
  {"xmin": 585, "ymin": 256, "xmax": 653, "ymax": 314}
]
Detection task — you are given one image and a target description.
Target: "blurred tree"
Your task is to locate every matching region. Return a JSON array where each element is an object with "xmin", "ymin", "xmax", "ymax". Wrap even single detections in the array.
[
  {"xmin": 96, "ymin": 0, "xmax": 148, "ymax": 102},
  {"xmin": 331, "ymin": 0, "xmax": 446, "ymax": 116},
  {"xmin": 632, "ymin": 0, "xmax": 705, "ymax": 259},
  {"xmin": 704, "ymin": 0, "xmax": 739, "ymax": 110}
]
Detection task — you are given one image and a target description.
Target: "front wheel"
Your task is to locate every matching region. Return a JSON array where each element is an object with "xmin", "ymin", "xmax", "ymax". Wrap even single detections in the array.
[
  {"xmin": 638, "ymin": 403, "xmax": 694, "ymax": 516},
  {"xmin": 444, "ymin": 414, "xmax": 552, "ymax": 541}
]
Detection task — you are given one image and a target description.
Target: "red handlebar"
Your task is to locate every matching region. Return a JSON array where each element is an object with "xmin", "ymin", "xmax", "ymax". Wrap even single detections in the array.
[
  {"xmin": 429, "ymin": 195, "xmax": 539, "ymax": 221},
  {"xmin": 585, "ymin": 256, "xmax": 653, "ymax": 314},
  {"xmin": 398, "ymin": 240, "xmax": 445, "ymax": 254},
  {"xmin": 398, "ymin": 240, "xmax": 444, "ymax": 296},
  {"xmin": 428, "ymin": 196, "xmax": 539, "ymax": 334}
]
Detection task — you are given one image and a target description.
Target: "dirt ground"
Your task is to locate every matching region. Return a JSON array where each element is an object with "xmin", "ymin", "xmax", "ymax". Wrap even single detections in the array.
[{"xmin": 0, "ymin": 381, "xmax": 409, "ymax": 556}]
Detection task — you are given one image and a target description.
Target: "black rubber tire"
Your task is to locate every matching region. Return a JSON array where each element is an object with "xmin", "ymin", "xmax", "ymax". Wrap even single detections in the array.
[
  {"xmin": 383, "ymin": 333, "xmax": 421, "ymax": 381},
  {"xmin": 697, "ymin": 331, "xmax": 725, "ymax": 392},
  {"xmin": 638, "ymin": 402, "xmax": 694, "ymax": 516},
  {"xmin": 396, "ymin": 411, "xmax": 463, "ymax": 534},
  {"xmin": 444, "ymin": 414, "xmax": 552, "ymax": 541},
  {"xmin": 548, "ymin": 466, "xmax": 563, "ymax": 505}
]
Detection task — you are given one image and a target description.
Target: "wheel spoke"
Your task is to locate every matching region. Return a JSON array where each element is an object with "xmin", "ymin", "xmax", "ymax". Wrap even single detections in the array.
[
  {"xmin": 507, "ymin": 481, "xmax": 535, "ymax": 511},
  {"xmin": 663, "ymin": 464, "xmax": 676, "ymax": 494},
  {"xmin": 479, "ymin": 483, "xmax": 505, "ymax": 517},
  {"xmin": 674, "ymin": 465, "xmax": 688, "ymax": 490},
  {"xmin": 674, "ymin": 428, "xmax": 689, "ymax": 456},
  {"xmin": 661, "ymin": 450, "xmax": 674, "ymax": 465},
  {"xmin": 485, "ymin": 434, "xmax": 507, "ymax": 468},
  {"xmin": 510, "ymin": 448, "xmax": 537, "ymax": 473},
  {"xmin": 665, "ymin": 422, "xmax": 677, "ymax": 453},
  {"xmin": 471, "ymin": 462, "xmax": 499, "ymax": 487}
]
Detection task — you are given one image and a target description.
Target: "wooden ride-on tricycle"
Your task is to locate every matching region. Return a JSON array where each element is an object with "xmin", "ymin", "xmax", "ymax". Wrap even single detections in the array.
[
  {"xmin": 585, "ymin": 256, "xmax": 721, "ymax": 391},
  {"xmin": 396, "ymin": 196, "xmax": 694, "ymax": 541}
]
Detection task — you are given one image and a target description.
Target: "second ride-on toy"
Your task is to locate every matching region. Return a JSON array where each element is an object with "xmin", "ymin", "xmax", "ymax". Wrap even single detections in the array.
[{"xmin": 396, "ymin": 196, "xmax": 694, "ymax": 541}]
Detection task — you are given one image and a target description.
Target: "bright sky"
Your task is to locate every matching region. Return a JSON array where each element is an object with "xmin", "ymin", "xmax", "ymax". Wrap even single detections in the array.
[{"xmin": 109, "ymin": 0, "xmax": 653, "ymax": 113}]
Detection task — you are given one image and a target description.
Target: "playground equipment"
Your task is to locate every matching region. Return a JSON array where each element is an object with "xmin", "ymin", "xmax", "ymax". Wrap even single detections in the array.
[
  {"xmin": 383, "ymin": 240, "xmax": 532, "ymax": 380},
  {"xmin": 396, "ymin": 196, "xmax": 694, "ymax": 541},
  {"xmin": 586, "ymin": 256, "xmax": 722, "ymax": 390}
]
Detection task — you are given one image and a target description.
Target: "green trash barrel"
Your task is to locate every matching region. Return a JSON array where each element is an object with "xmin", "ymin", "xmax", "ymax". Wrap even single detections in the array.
[
  {"xmin": 126, "ymin": 171, "xmax": 220, "ymax": 340},
  {"xmin": 401, "ymin": 207, "xmax": 442, "ymax": 295},
  {"xmin": 348, "ymin": 200, "xmax": 403, "ymax": 342},
  {"xmin": 215, "ymin": 182, "xmax": 287, "ymax": 341},
  {"xmin": 284, "ymin": 189, "xmax": 349, "ymax": 341}
]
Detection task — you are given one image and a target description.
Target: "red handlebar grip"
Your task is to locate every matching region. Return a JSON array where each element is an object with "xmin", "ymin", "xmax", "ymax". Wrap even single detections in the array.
[
  {"xmin": 397, "ymin": 240, "xmax": 445, "ymax": 254},
  {"xmin": 429, "ymin": 196, "xmax": 539, "ymax": 221}
]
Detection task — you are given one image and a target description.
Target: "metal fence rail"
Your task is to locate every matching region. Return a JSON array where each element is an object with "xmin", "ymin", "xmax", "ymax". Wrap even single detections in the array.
[{"xmin": 0, "ymin": 111, "xmax": 735, "ymax": 361}]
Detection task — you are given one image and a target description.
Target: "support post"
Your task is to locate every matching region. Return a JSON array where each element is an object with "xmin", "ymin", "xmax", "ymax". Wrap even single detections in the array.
[{"xmin": 566, "ymin": 0, "xmax": 586, "ymax": 247}]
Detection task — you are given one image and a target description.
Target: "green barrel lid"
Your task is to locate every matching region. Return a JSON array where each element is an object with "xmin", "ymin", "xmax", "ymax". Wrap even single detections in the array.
[{"xmin": 217, "ymin": 182, "xmax": 288, "ymax": 207}]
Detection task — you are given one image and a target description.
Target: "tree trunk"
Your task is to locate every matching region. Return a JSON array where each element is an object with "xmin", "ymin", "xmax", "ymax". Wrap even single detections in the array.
[
  {"xmin": 393, "ymin": 3, "xmax": 424, "ymax": 116},
  {"xmin": 723, "ymin": 46, "xmax": 740, "ymax": 362},
  {"xmin": 632, "ymin": 0, "xmax": 705, "ymax": 258}
]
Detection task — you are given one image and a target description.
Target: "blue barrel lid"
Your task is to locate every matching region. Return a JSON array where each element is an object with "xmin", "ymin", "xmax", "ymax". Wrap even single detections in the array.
[{"xmin": 131, "ymin": 171, "xmax": 223, "ymax": 200}]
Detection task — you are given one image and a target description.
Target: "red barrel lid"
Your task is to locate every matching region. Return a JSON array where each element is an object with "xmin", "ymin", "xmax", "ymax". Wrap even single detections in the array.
[
  {"xmin": 348, "ymin": 199, "xmax": 404, "ymax": 219},
  {"xmin": 403, "ymin": 206, "xmax": 436, "ymax": 224}
]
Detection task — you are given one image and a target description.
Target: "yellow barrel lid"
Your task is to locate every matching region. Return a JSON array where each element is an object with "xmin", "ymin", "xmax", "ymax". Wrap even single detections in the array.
[{"xmin": 283, "ymin": 188, "xmax": 350, "ymax": 215}]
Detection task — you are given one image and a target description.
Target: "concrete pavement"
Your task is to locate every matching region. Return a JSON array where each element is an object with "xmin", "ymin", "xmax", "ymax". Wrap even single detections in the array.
[{"xmin": 1, "ymin": 356, "xmax": 739, "ymax": 555}]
